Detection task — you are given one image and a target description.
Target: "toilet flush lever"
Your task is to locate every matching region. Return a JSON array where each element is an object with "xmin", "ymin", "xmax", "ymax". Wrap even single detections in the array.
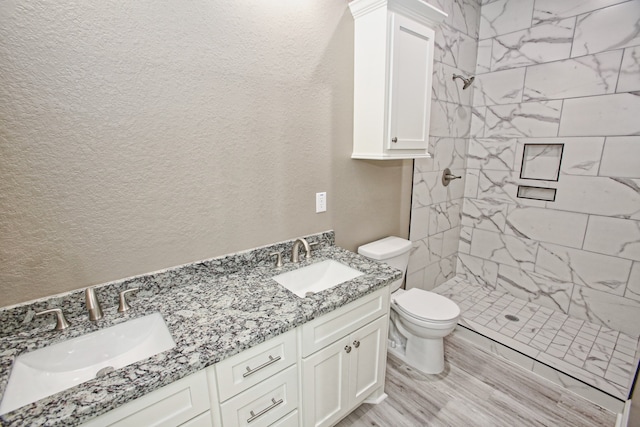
[{"xmin": 442, "ymin": 168, "xmax": 462, "ymax": 186}]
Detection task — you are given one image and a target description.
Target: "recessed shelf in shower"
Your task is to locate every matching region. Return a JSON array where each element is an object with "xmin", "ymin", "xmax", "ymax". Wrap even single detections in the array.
[{"xmin": 520, "ymin": 143, "xmax": 564, "ymax": 181}]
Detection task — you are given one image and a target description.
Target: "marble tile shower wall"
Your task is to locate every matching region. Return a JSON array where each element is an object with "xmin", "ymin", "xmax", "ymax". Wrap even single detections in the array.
[
  {"xmin": 458, "ymin": 0, "xmax": 640, "ymax": 337},
  {"xmin": 406, "ymin": 0, "xmax": 481, "ymax": 291}
]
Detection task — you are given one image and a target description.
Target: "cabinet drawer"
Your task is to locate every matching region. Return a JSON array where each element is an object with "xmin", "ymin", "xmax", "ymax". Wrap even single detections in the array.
[
  {"xmin": 271, "ymin": 410, "xmax": 299, "ymax": 427},
  {"xmin": 81, "ymin": 370, "xmax": 210, "ymax": 427},
  {"xmin": 220, "ymin": 365, "xmax": 298, "ymax": 427},
  {"xmin": 301, "ymin": 287, "xmax": 389, "ymax": 357},
  {"xmin": 216, "ymin": 329, "xmax": 296, "ymax": 401},
  {"xmin": 179, "ymin": 411, "xmax": 213, "ymax": 427}
]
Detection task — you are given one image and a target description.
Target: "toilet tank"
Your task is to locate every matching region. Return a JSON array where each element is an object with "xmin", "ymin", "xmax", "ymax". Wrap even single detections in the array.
[{"xmin": 358, "ymin": 237, "xmax": 412, "ymax": 292}]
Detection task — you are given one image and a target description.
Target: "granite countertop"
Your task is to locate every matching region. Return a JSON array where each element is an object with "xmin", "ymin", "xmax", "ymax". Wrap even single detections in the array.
[{"xmin": 0, "ymin": 231, "xmax": 401, "ymax": 426}]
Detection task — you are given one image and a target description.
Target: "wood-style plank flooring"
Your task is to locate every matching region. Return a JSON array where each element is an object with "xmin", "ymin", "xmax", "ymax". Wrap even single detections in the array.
[{"xmin": 336, "ymin": 333, "xmax": 616, "ymax": 427}]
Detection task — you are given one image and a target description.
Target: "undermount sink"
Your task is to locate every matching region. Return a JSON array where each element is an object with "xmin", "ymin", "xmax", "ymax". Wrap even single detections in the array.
[
  {"xmin": 0, "ymin": 312, "xmax": 175, "ymax": 415},
  {"xmin": 273, "ymin": 260, "xmax": 364, "ymax": 298}
]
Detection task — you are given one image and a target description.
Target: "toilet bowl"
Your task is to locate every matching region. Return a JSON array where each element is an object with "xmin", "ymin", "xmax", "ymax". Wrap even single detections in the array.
[{"xmin": 358, "ymin": 237, "xmax": 460, "ymax": 374}]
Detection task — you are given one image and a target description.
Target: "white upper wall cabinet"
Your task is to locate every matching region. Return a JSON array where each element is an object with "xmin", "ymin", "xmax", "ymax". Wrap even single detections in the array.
[{"xmin": 349, "ymin": 0, "xmax": 446, "ymax": 160}]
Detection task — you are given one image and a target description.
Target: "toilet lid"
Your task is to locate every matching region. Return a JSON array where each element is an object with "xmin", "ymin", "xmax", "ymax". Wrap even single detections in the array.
[{"xmin": 394, "ymin": 288, "xmax": 460, "ymax": 322}]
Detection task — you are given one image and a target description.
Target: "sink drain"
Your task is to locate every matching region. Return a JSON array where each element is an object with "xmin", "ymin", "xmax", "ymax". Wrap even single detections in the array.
[
  {"xmin": 504, "ymin": 314, "xmax": 519, "ymax": 322},
  {"xmin": 96, "ymin": 366, "xmax": 115, "ymax": 378}
]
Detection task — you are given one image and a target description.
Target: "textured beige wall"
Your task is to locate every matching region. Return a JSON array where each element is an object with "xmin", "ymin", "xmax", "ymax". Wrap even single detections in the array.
[{"xmin": 0, "ymin": 1, "xmax": 411, "ymax": 307}]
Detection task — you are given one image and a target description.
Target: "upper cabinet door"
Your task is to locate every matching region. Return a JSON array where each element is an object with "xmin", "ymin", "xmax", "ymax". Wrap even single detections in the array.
[{"xmin": 388, "ymin": 14, "xmax": 435, "ymax": 151}]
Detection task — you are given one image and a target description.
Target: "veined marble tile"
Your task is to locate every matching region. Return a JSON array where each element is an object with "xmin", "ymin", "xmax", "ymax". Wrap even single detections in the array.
[
  {"xmin": 553, "ymin": 175, "xmax": 640, "ymax": 219},
  {"xmin": 491, "ymin": 18, "xmax": 575, "ymax": 71},
  {"xmin": 504, "ymin": 206, "xmax": 588, "ymax": 248},
  {"xmin": 618, "ymin": 46, "xmax": 640, "ymax": 93},
  {"xmin": 476, "ymin": 39, "xmax": 492, "ymax": 74},
  {"xmin": 572, "ymin": 1, "xmax": 640, "ymax": 57},
  {"xmin": 583, "ymin": 216, "xmax": 640, "ymax": 262},
  {"xmin": 599, "ymin": 136, "xmax": 640, "ymax": 178},
  {"xmin": 448, "ymin": 0, "xmax": 480, "ymax": 38},
  {"xmin": 457, "ymin": 32, "xmax": 479, "ymax": 75},
  {"xmin": 625, "ymin": 262, "xmax": 640, "ymax": 302},
  {"xmin": 410, "ymin": 206, "xmax": 430, "ymax": 241},
  {"xmin": 430, "ymin": 137, "xmax": 467, "ymax": 171},
  {"xmin": 434, "ymin": 25, "xmax": 460, "ymax": 68},
  {"xmin": 536, "ymin": 243, "xmax": 632, "ymax": 296},
  {"xmin": 569, "ymin": 285, "xmax": 640, "ymax": 338},
  {"xmin": 433, "ymin": 63, "xmax": 474, "ymax": 106},
  {"xmin": 457, "ymin": 252, "xmax": 499, "ymax": 288},
  {"xmin": 532, "ymin": 0, "xmax": 628, "ymax": 25},
  {"xmin": 459, "ymin": 225, "xmax": 473, "ymax": 254},
  {"xmin": 470, "ymin": 106, "xmax": 486, "ymax": 137},
  {"xmin": 429, "ymin": 199, "xmax": 462, "ymax": 235},
  {"xmin": 468, "ymin": 138, "xmax": 516, "ymax": 170},
  {"xmin": 470, "ymin": 228, "xmax": 538, "ymax": 270},
  {"xmin": 463, "ymin": 168, "xmax": 480, "ymax": 198},
  {"xmin": 408, "ymin": 235, "xmax": 443, "ymax": 273},
  {"xmin": 423, "ymin": 256, "xmax": 456, "ymax": 290},
  {"xmin": 514, "ymin": 137, "xmax": 605, "ymax": 177},
  {"xmin": 415, "ymin": 155, "xmax": 435, "ymax": 173},
  {"xmin": 559, "ymin": 93, "xmax": 640, "ymax": 137},
  {"xmin": 478, "ymin": 0, "xmax": 534, "ymax": 40},
  {"xmin": 496, "ymin": 264, "xmax": 573, "ymax": 313},
  {"xmin": 523, "ymin": 51, "xmax": 622, "ymax": 101},
  {"xmin": 485, "ymin": 101, "xmax": 562, "ymax": 138},
  {"xmin": 461, "ymin": 197, "xmax": 508, "ymax": 232},
  {"xmin": 430, "ymin": 100, "xmax": 472, "ymax": 138},
  {"xmin": 537, "ymin": 351, "xmax": 628, "ymax": 399},
  {"xmin": 473, "ymin": 68, "xmax": 526, "ymax": 106},
  {"xmin": 477, "ymin": 169, "xmax": 548, "ymax": 207},
  {"xmin": 442, "ymin": 226, "xmax": 461, "ymax": 258},
  {"xmin": 412, "ymin": 171, "xmax": 448, "ymax": 207},
  {"xmin": 406, "ymin": 267, "xmax": 426, "ymax": 290}
]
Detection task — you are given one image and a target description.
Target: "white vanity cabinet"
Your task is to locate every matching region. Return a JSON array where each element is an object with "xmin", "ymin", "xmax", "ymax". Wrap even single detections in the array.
[
  {"xmin": 79, "ymin": 287, "xmax": 391, "ymax": 427},
  {"xmin": 213, "ymin": 329, "xmax": 299, "ymax": 427},
  {"xmin": 349, "ymin": 0, "xmax": 446, "ymax": 160},
  {"xmin": 81, "ymin": 370, "xmax": 212, "ymax": 427},
  {"xmin": 300, "ymin": 288, "xmax": 390, "ymax": 427}
]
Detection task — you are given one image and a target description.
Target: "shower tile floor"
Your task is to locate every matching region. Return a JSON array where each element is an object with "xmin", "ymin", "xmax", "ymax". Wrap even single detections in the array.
[{"xmin": 433, "ymin": 277, "xmax": 639, "ymax": 401}]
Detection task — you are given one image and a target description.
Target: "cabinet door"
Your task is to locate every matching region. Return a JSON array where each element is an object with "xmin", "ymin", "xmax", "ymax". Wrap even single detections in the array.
[
  {"xmin": 348, "ymin": 316, "xmax": 388, "ymax": 405},
  {"xmin": 388, "ymin": 13, "xmax": 435, "ymax": 151},
  {"xmin": 301, "ymin": 336, "xmax": 351, "ymax": 427}
]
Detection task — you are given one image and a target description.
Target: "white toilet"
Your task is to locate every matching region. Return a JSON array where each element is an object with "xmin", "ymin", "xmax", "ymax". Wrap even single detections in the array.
[{"xmin": 358, "ymin": 236, "xmax": 460, "ymax": 374}]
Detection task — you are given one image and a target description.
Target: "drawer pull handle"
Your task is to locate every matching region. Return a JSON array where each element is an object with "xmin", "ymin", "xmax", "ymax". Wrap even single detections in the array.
[
  {"xmin": 247, "ymin": 397, "xmax": 284, "ymax": 423},
  {"xmin": 243, "ymin": 355, "xmax": 282, "ymax": 378},
  {"xmin": 353, "ymin": 340, "xmax": 360, "ymax": 348}
]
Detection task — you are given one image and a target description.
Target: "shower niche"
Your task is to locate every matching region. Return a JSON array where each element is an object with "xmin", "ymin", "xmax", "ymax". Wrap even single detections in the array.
[{"xmin": 517, "ymin": 143, "xmax": 564, "ymax": 202}]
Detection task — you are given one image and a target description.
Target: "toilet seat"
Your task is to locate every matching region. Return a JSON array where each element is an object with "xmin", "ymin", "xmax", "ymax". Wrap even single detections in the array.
[{"xmin": 393, "ymin": 288, "xmax": 460, "ymax": 322}]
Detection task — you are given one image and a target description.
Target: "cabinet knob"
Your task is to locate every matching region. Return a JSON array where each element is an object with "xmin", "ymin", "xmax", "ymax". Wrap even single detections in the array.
[
  {"xmin": 353, "ymin": 340, "xmax": 360, "ymax": 348},
  {"xmin": 345, "ymin": 345, "xmax": 352, "ymax": 354},
  {"xmin": 391, "ymin": 137, "xmax": 398, "ymax": 143}
]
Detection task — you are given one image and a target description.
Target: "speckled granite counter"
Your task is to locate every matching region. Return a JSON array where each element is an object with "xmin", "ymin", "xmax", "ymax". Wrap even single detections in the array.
[{"xmin": 0, "ymin": 231, "xmax": 401, "ymax": 426}]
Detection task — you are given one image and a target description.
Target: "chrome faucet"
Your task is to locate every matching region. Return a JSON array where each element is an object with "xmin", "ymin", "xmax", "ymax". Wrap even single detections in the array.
[
  {"xmin": 85, "ymin": 287, "xmax": 103, "ymax": 321},
  {"xmin": 291, "ymin": 238, "xmax": 311, "ymax": 263}
]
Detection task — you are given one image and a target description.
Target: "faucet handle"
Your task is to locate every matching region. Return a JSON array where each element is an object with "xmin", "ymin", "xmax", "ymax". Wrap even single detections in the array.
[
  {"xmin": 309, "ymin": 242, "xmax": 320, "ymax": 253},
  {"xmin": 269, "ymin": 252, "xmax": 283, "ymax": 268},
  {"xmin": 35, "ymin": 308, "xmax": 71, "ymax": 331},
  {"xmin": 118, "ymin": 288, "xmax": 140, "ymax": 313}
]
